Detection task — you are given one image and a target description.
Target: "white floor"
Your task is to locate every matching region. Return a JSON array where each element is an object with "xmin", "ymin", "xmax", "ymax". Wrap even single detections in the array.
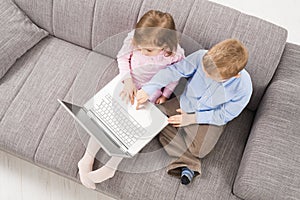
[
  {"xmin": 1, "ymin": 1, "xmax": 299, "ymax": 200},
  {"xmin": 0, "ymin": 151, "xmax": 115, "ymax": 200}
]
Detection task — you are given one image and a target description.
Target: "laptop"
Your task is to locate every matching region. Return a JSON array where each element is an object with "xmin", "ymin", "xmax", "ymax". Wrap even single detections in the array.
[{"xmin": 58, "ymin": 75, "xmax": 168, "ymax": 158}]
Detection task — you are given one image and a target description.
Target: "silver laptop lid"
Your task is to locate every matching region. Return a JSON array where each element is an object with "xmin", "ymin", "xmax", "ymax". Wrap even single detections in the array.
[{"xmin": 58, "ymin": 99, "xmax": 131, "ymax": 158}]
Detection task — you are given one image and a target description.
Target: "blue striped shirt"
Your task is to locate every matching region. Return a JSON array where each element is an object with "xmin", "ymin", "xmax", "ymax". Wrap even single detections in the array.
[{"xmin": 142, "ymin": 50, "xmax": 253, "ymax": 126}]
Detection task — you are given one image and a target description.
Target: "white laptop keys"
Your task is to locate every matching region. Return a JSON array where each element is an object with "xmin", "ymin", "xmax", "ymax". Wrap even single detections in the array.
[{"xmin": 58, "ymin": 75, "xmax": 168, "ymax": 158}]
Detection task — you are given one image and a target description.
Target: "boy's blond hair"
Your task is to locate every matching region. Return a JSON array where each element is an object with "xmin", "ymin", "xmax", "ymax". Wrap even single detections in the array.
[{"xmin": 202, "ymin": 39, "xmax": 249, "ymax": 79}]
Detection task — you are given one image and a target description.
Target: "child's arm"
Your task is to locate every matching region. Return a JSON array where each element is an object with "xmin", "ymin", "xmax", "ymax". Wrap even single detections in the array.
[
  {"xmin": 167, "ymin": 91, "xmax": 252, "ymax": 127},
  {"xmin": 161, "ymin": 81, "xmax": 178, "ymax": 99},
  {"xmin": 159, "ymin": 45, "xmax": 185, "ymax": 101},
  {"xmin": 117, "ymin": 31, "xmax": 134, "ymax": 80},
  {"xmin": 142, "ymin": 50, "xmax": 203, "ymax": 97},
  {"xmin": 196, "ymin": 92, "xmax": 252, "ymax": 126}
]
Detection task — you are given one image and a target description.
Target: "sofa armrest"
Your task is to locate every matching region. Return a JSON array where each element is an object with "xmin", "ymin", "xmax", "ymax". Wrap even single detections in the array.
[{"xmin": 233, "ymin": 43, "xmax": 300, "ymax": 200}]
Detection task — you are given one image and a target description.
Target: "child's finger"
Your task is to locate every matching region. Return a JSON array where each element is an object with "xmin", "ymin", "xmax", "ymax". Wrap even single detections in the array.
[
  {"xmin": 173, "ymin": 124, "xmax": 182, "ymax": 128},
  {"xmin": 168, "ymin": 116, "xmax": 180, "ymax": 124},
  {"xmin": 133, "ymin": 88, "xmax": 137, "ymax": 96},
  {"xmin": 176, "ymin": 108, "xmax": 185, "ymax": 114},
  {"xmin": 130, "ymin": 94, "xmax": 134, "ymax": 105},
  {"xmin": 120, "ymin": 91, "xmax": 125, "ymax": 101},
  {"xmin": 176, "ymin": 108, "xmax": 182, "ymax": 113},
  {"xmin": 136, "ymin": 102, "xmax": 140, "ymax": 110}
]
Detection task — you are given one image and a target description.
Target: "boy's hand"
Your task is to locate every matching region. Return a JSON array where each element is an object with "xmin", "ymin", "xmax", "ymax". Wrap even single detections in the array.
[
  {"xmin": 168, "ymin": 109, "xmax": 197, "ymax": 127},
  {"xmin": 136, "ymin": 89, "xmax": 149, "ymax": 109},
  {"xmin": 119, "ymin": 78, "xmax": 137, "ymax": 105},
  {"xmin": 155, "ymin": 95, "xmax": 168, "ymax": 104}
]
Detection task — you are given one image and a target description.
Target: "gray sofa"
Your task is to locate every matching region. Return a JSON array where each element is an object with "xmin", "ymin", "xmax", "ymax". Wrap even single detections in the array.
[{"xmin": 1, "ymin": 0, "xmax": 299, "ymax": 199}]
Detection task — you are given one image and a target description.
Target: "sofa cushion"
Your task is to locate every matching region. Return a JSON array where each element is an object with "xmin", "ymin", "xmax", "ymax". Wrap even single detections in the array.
[
  {"xmin": 13, "ymin": 0, "xmax": 53, "ymax": 34},
  {"xmin": 183, "ymin": 0, "xmax": 287, "ymax": 111},
  {"xmin": 92, "ymin": 0, "xmax": 143, "ymax": 52},
  {"xmin": 233, "ymin": 81, "xmax": 300, "ymax": 200},
  {"xmin": 0, "ymin": 37, "xmax": 50, "ymax": 121},
  {"xmin": 0, "ymin": 0, "xmax": 48, "ymax": 80},
  {"xmin": 34, "ymin": 53, "xmax": 115, "ymax": 177},
  {"xmin": 52, "ymin": 0, "xmax": 96, "ymax": 49},
  {"xmin": 0, "ymin": 37, "xmax": 90, "ymax": 161}
]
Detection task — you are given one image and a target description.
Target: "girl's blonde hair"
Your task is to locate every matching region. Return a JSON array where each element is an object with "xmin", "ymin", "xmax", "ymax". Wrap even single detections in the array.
[
  {"xmin": 202, "ymin": 39, "xmax": 249, "ymax": 79},
  {"xmin": 133, "ymin": 10, "xmax": 178, "ymax": 57}
]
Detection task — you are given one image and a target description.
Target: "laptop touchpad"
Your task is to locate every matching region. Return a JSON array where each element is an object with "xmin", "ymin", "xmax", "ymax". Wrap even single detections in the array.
[{"xmin": 126, "ymin": 100, "xmax": 152, "ymax": 127}]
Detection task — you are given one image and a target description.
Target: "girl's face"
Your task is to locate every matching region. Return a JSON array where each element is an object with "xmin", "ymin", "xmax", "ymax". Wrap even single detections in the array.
[{"xmin": 137, "ymin": 44, "xmax": 163, "ymax": 56}]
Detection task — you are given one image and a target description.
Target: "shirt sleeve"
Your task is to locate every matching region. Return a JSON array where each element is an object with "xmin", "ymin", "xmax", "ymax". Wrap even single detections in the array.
[
  {"xmin": 195, "ymin": 91, "xmax": 252, "ymax": 126},
  {"xmin": 162, "ymin": 81, "xmax": 178, "ymax": 98},
  {"xmin": 142, "ymin": 50, "xmax": 202, "ymax": 97},
  {"xmin": 161, "ymin": 44, "xmax": 185, "ymax": 98},
  {"xmin": 117, "ymin": 31, "xmax": 134, "ymax": 80}
]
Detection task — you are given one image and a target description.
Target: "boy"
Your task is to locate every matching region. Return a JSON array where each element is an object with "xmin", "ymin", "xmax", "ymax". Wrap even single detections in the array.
[{"xmin": 136, "ymin": 39, "xmax": 252, "ymax": 185}]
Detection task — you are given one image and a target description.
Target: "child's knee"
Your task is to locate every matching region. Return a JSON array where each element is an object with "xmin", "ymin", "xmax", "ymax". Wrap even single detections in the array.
[{"xmin": 188, "ymin": 144, "xmax": 211, "ymax": 159}]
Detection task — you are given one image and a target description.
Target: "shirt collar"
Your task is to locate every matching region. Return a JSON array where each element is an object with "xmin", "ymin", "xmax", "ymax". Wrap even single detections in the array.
[{"xmin": 222, "ymin": 75, "xmax": 239, "ymax": 87}]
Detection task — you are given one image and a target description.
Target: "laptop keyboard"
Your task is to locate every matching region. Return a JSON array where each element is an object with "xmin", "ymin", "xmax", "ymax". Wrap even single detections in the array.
[{"xmin": 91, "ymin": 94, "xmax": 148, "ymax": 148}]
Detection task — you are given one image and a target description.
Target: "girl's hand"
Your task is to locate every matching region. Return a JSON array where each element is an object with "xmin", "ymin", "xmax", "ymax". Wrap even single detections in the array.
[
  {"xmin": 136, "ymin": 89, "xmax": 149, "ymax": 109},
  {"xmin": 119, "ymin": 78, "xmax": 137, "ymax": 105},
  {"xmin": 168, "ymin": 109, "xmax": 197, "ymax": 127},
  {"xmin": 155, "ymin": 95, "xmax": 168, "ymax": 104}
]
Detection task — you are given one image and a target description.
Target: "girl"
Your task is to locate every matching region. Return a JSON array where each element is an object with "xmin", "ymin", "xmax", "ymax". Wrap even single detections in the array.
[{"xmin": 78, "ymin": 10, "xmax": 185, "ymax": 189}]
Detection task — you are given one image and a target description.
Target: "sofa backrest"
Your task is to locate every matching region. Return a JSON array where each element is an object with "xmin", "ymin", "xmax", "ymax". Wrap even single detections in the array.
[{"xmin": 13, "ymin": 0, "xmax": 287, "ymax": 111}]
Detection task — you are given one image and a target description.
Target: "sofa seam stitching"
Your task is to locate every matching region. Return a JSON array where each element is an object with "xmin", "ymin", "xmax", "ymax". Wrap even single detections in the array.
[
  {"xmin": 181, "ymin": 0, "xmax": 196, "ymax": 34},
  {"xmin": 90, "ymin": 0, "xmax": 97, "ymax": 50},
  {"xmin": 135, "ymin": 0, "xmax": 145, "ymax": 23},
  {"xmin": 52, "ymin": 0, "xmax": 55, "ymax": 36}
]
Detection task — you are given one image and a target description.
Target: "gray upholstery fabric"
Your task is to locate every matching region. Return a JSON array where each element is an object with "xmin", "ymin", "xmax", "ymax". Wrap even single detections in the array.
[
  {"xmin": 272, "ymin": 43, "xmax": 300, "ymax": 85},
  {"xmin": 13, "ymin": 0, "xmax": 53, "ymax": 34},
  {"xmin": 0, "ymin": 38, "xmax": 50, "ymax": 121},
  {"xmin": 183, "ymin": 0, "xmax": 241, "ymax": 50},
  {"xmin": 93, "ymin": 30, "xmax": 130, "ymax": 59},
  {"xmin": 183, "ymin": 0, "xmax": 287, "ymax": 111},
  {"xmin": 34, "ymin": 53, "xmax": 115, "ymax": 177},
  {"xmin": 234, "ymin": 81, "xmax": 300, "ymax": 200},
  {"xmin": 53, "ymin": 0, "xmax": 96, "ymax": 49},
  {"xmin": 0, "ymin": 37, "xmax": 90, "ymax": 161},
  {"xmin": 0, "ymin": 0, "xmax": 48, "ymax": 80},
  {"xmin": 233, "ymin": 44, "xmax": 300, "ymax": 200},
  {"xmin": 232, "ymin": 14, "xmax": 287, "ymax": 111},
  {"xmin": 92, "ymin": 0, "xmax": 143, "ymax": 55}
]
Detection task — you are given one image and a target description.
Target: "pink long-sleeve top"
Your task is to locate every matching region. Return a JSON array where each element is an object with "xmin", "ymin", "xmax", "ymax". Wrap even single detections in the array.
[{"xmin": 117, "ymin": 30, "xmax": 185, "ymax": 102}]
